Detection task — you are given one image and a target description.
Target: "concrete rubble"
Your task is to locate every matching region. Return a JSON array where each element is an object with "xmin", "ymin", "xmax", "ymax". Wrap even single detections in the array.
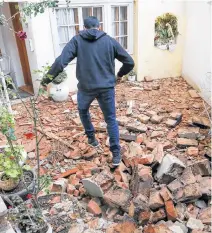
[{"xmin": 1, "ymin": 77, "xmax": 211, "ymax": 233}]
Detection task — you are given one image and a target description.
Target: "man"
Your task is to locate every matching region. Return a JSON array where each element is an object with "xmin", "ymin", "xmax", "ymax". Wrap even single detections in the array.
[{"xmin": 41, "ymin": 16, "xmax": 134, "ymax": 166}]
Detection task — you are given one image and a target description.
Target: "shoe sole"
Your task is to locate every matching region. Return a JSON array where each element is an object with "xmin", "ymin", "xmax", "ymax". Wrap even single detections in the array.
[{"xmin": 112, "ymin": 162, "xmax": 120, "ymax": 166}]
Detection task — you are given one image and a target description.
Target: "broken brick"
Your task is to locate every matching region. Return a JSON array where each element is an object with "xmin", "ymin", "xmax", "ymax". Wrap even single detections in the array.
[
  {"xmin": 67, "ymin": 184, "xmax": 76, "ymax": 195},
  {"xmin": 150, "ymin": 115, "xmax": 163, "ymax": 124},
  {"xmin": 152, "ymin": 144, "xmax": 164, "ymax": 166},
  {"xmin": 189, "ymin": 159, "xmax": 211, "ymax": 176},
  {"xmin": 177, "ymin": 138, "xmax": 198, "ymax": 148},
  {"xmin": 188, "ymin": 90, "xmax": 200, "ymax": 98},
  {"xmin": 165, "ymin": 119, "xmax": 178, "ymax": 128},
  {"xmin": 83, "ymin": 149, "xmax": 98, "ymax": 160},
  {"xmin": 64, "ymin": 149, "xmax": 81, "ymax": 159},
  {"xmin": 187, "ymin": 147, "xmax": 199, "ymax": 156},
  {"xmin": 54, "ymin": 167, "xmax": 78, "ymax": 179},
  {"xmin": 165, "ymin": 200, "xmax": 177, "ymax": 220},
  {"xmin": 151, "ymin": 131, "xmax": 164, "ymax": 139},
  {"xmin": 178, "ymin": 127, "xmax": 200, "ymax": 139},
  {"xmin": 144, "ymin": 76, "xmax": 153, "ymax": 82},
  {"xmin": 146, "ymin": 110, "xmax": 157, "ymax": 117},
  {"xmin": 138, "ymin": 210, "xmax": 152, "ymax": 225},
  {"xmin": 87, "ymin": 200, "xmax": 102, "ymax": 216},
  {"xmin": 104, "ymin": 187, "xmax": 132, "ymax": 212},
  {"xmin": 198, "ymin": 207, "xmax": 211, "ymax": 225},
  {"xmin": 149, "ymin": 190, "xmax": 164, "ymax": 210},
  {"xmin": 170, "ymin": 112, "xmax": 182, "ymax": 120},
  {"xmin": 106, "ymin": 222, "xmax": 136, "ymax": 233},
  {"xmin": 192, "ymin": 116, "xmax": 211, "ymax": 129},
  {"xmin": 127, "ymin": 123, "xmax": 147, "ymax": 133},
  {"xmin": 150, "ymin": 208, "xmax": 166, "ymax": 223},
  {"xmin": 130, "ymin": 164, "xmax": 153, "ymax": 197},
  {"xmin": 51, "ymin": 178, "xmax": 68, "ymax": 193},
  {"xmin": 160, "ymin": 187, "xmax": 173, "ymax": 202},
  {"xmin": 138, "ymin": 114, "xmax": 150, "ymax": 124}
]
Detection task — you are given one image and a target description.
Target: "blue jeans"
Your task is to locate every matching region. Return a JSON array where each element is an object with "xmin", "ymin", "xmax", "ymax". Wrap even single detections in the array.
[{"xmin": 77, "ymin": 88, "xmax": 120, "ymax": 154}]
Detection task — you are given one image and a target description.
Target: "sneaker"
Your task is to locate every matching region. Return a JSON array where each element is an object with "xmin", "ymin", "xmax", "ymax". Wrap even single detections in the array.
[
  {"xmin": 112, "ymin": 153, "xmax": 121, "ymax": 166},
  {"xmin": 88, "ymin": 136, "xmax": 99, "ymax": 147}
]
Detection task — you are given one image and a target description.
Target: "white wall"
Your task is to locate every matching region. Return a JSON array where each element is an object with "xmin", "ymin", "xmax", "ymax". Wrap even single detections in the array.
[
  {"xmin": 136, "ymin": 0, "xmax": 185, "ymax": 80},
  {"xmin": 1, "ymin": 3, "xmax": 25, "ymax": 87},
  {"xmin": 182, "ymin": 1, "xmax": 211, "ymax": 103}
]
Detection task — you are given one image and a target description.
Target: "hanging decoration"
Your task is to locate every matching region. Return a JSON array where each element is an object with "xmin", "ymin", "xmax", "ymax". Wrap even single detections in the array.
[{"xmin": 154, "ymin": 13, "xmax": 179, "ymax": 51}]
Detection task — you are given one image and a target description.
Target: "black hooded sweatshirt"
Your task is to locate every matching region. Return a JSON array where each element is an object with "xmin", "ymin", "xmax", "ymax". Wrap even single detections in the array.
[{"xmin": 45, "ymin": 29, "xmax": 134, "ymax": 91}]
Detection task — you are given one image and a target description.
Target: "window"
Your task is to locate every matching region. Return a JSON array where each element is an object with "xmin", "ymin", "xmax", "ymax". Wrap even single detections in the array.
[
  {"xmin": 82, "ymin": 7, "xmax": 104, "ymax": 30},
  {"xmin": 51, "ymin": 2, "xmax": 133, "ymax": 56},
  {"xmin": 111, "ymin": 6, "xmax": 128, "ymax": 49},
  {"xmin": 56, "ymin": 8, "xmax": 79, "ymax": 51}
]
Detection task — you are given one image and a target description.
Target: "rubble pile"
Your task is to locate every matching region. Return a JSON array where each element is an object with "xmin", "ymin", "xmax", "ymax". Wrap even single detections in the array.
[{"xmin": 1, "ymin": 77, "xmax": 211, "ymax": 233}]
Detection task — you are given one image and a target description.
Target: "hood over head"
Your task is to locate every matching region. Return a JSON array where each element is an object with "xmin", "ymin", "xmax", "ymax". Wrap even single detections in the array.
[{"xmin": 79, "ymin": 29, "xmax": 106, "ymax": 41}]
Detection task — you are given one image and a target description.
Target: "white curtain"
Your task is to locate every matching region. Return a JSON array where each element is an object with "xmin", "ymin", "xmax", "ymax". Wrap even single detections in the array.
[{"xmin": 56, "ymin": 8, "xmax": 77, "ymax": 51}]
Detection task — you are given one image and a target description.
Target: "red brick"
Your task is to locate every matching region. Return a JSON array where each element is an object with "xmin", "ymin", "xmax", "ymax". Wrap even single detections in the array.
[
  {"xmin": 106, "ymin": 222, "xmax": 136, "ymax": 233},
  {"xmin": 138, "ymin": 210, "xmax": 152, "ymax": 225},
  {"xmin": 68, "ymin": 175, "xmax": 80, "ymax": 186},
  {"xmin": 165, "ymin": 200, "xmax": 177, "ymax": 220},
  {"xmin": 187, "ymin": 147, "xmax": 199, "ymax": 156},
  {"xmin": 54, "ymin": 167, "xmax": 78, "ymax": 179},
  {"xmin": 149, "ymin": 191, "xmax": 164, "ymax": 210},
  {"xmin": 150, "ymin": 208, "xmax": 166, "ymax": 223},
  {"xmin": 87, "ymin": 200, "xmax": 102, "ymax": 216},
  {"xmin": 160, "ymin": 187, "xmax": 173, "ymax": 202},
  {"xmin": 67, "ymin": 184, "xmax": 76, "ymax": 194}
]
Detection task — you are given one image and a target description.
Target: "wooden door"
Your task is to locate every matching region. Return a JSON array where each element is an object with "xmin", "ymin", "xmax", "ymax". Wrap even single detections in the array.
[{"xmin": 9, "ymin": 2, "xmax": 34, "ymax": 94}]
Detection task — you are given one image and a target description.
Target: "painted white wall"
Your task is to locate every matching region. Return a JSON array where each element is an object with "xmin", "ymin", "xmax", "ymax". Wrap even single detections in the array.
[
  {"xmin": 136, "ymin": 0, "xmax": 185, "ymax": 80},
  {"xmin": 182, "ymin": 1, "xmax": 211, "ymax": 104},
  {"xmin": 1, "ymin": 3, "xmax": 25, "ymax": 87}
]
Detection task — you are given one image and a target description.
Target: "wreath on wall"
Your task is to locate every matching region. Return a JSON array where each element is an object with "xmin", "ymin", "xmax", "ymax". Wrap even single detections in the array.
[{"xmin": 154, "ymin": 13, "xmax": 179, "ymax": 51}]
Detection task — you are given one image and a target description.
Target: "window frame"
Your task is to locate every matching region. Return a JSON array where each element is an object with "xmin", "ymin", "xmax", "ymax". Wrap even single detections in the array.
[{"xmin": 49, "ymin": 1, "xmax": 133, "ymax": 63}]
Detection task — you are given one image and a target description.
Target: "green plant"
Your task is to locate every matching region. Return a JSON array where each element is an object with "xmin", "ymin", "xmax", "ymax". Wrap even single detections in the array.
[
  {"xmin": 0, "ymin": 106, "xmax": 16, "ymax": 142},
  {"xmin": 155, "ymin": 13, "xmax": 179, "ymax": 46},
  {"xmin": 35, "ymin": 64, "xmax": 67, "ymax": 86},
  {"xmin": 9, "ymin": 199, "xmax": 48, "ymax": 233},
  {"xmin": 0, "ymin": 146, "xmax": 28, "ymax": 180},
  {"xmin": 129, "ymin": 70, "xmax": 136, "ymax": 76}
]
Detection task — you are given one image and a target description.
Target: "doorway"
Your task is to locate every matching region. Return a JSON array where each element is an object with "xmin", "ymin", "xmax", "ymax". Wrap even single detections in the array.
[{"xmin": 9, "ymin": 2, "xmax": 34, "ymax": 95}]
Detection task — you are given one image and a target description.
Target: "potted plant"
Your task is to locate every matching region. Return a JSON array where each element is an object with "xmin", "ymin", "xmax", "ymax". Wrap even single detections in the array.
[
  {"xmin": 8, "ymin": 195, "xmax": 52, "ymax": 233},
  {"xmin": 0, "ymin": 107, "xmax": 35, "ymax": 196},
  {"xmin": 48, "ymin": 71, "xmax": 69, "ymax": 102},
  {"xmin": 128, "ymin": 70, "xmax": 137, "ymax": 82},
  {"xmin": 37, "ymin": 65, "xmax": 69, "ymax": 102}
]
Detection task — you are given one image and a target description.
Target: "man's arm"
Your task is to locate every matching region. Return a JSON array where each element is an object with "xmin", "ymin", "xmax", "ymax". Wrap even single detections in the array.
[
  {"xmin": 41, "ymin": 37, "xmax": 77, "ymax": 86},
  {"xmin": 113, "ymin": 39, "xmax": 135, "ymax": 78}
]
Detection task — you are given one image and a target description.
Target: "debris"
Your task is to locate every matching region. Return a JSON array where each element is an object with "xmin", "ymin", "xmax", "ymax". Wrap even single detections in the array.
[
  {"xmin": 106, "ymin": 221, "xmax": 136, "ymax": 233},
  {"xmin": 117, "ymin": 116, "xmax": 130, "ymax": 126},
  {"xmin": 51, "ymin": 178, "xmax": 68, "ymax": 193},
  {"xmin": 195, "ymin": 200, "xmax": 207, "ymax": 209},
  {"xmin": 160, "ymin": 187, "xmax": 173, "ymax": 202},
  {"xmin": 146, "ymin": 110, "xmax": 157, "ymax": 117},
  {"xmin": 150, "ymin": 115, "xmax": 163, "ymax": 124},
  {"xmin": 149, "ymin": 190, "xmax": 164, "ymax": 210},
  {"xmin": 189, "ymin": 159, "xmax": 211, "ymax": 176},
  {"xmin": 126, "ymin": 123, "xmax": 147, "ymax": 133},
  {"xmin": 120, "ymin": 134, "xmax": 137, "ymax": 142},
  {"xmin": 138, "ymin": 114, "xmax": 150, "ymax": 124},
  {"xmin": 177, "ymin": 127, "xmax": 200, "ymax": 139},
  {"xmin": 177, "ymin": 138, "xmax": 198, "ymax": 148},
  {"xmin": 170, "ymin": 112, "xmax": 182, "ymax": 120},
  {"xmin": 144, "ymin": 76, "xmax": 153, "ymax": 82},
  {"xmin": 87, "ymin": 200, "xmax": 102, "ymax": 216},
  {"xmin": 104, "ymin": 187, "xmax": 132, "ymax": 212},
  {"xmin": 199, "ymin": 176, "xmax": 211, "ymax": 197},
  {"xmin": 151, "ymin": 131, "xmax": 164, "ymax": 139},
  {"xmin": 165, "ymin": 200, "xmax": 177, "ymax": 220},
  {"xmin": 188, "ymin": 90, "xmax": 200, "ymax": 98},
  {"xmin": 169, "ymin": 225, "xmax": 184, "ymax": 233},
  {"xmin": 130, "ymin": 164, "xmax": 153, "ymax": 196},
  {"xmin": 191, "ymin": 116, "xmax": 211, "ymax": 129},
  {"xmin": 126, "ymin": 100, "xmax": 134, "ymax": 116},
  {"xmin": 165, "ymin": 119, "xmax": 179, "ymax": 128},
  {"xmin": 187, "ymin": 147, "xmax": 199, "ymax": 156},
  {"xmin": 198, "ymin": 207, "xmax": 211, "ymax": 225},
  {"xmin": 152, "ymin": 144, "xmax": 164, "ymax": 167},
  {"xmin": 54, "ymin": 167, "xmax": 78, "ymax": 179},
  {"xmin": 156, "ymin": 154, "xmax": 185, "ymax": 184},
  {"xmin": 150, "ymin": 208, "xmax": 166, "ymax": 223},
  {"xmin": 186, "ymin": 217, "xmax": 204, "ymax": 230}
]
